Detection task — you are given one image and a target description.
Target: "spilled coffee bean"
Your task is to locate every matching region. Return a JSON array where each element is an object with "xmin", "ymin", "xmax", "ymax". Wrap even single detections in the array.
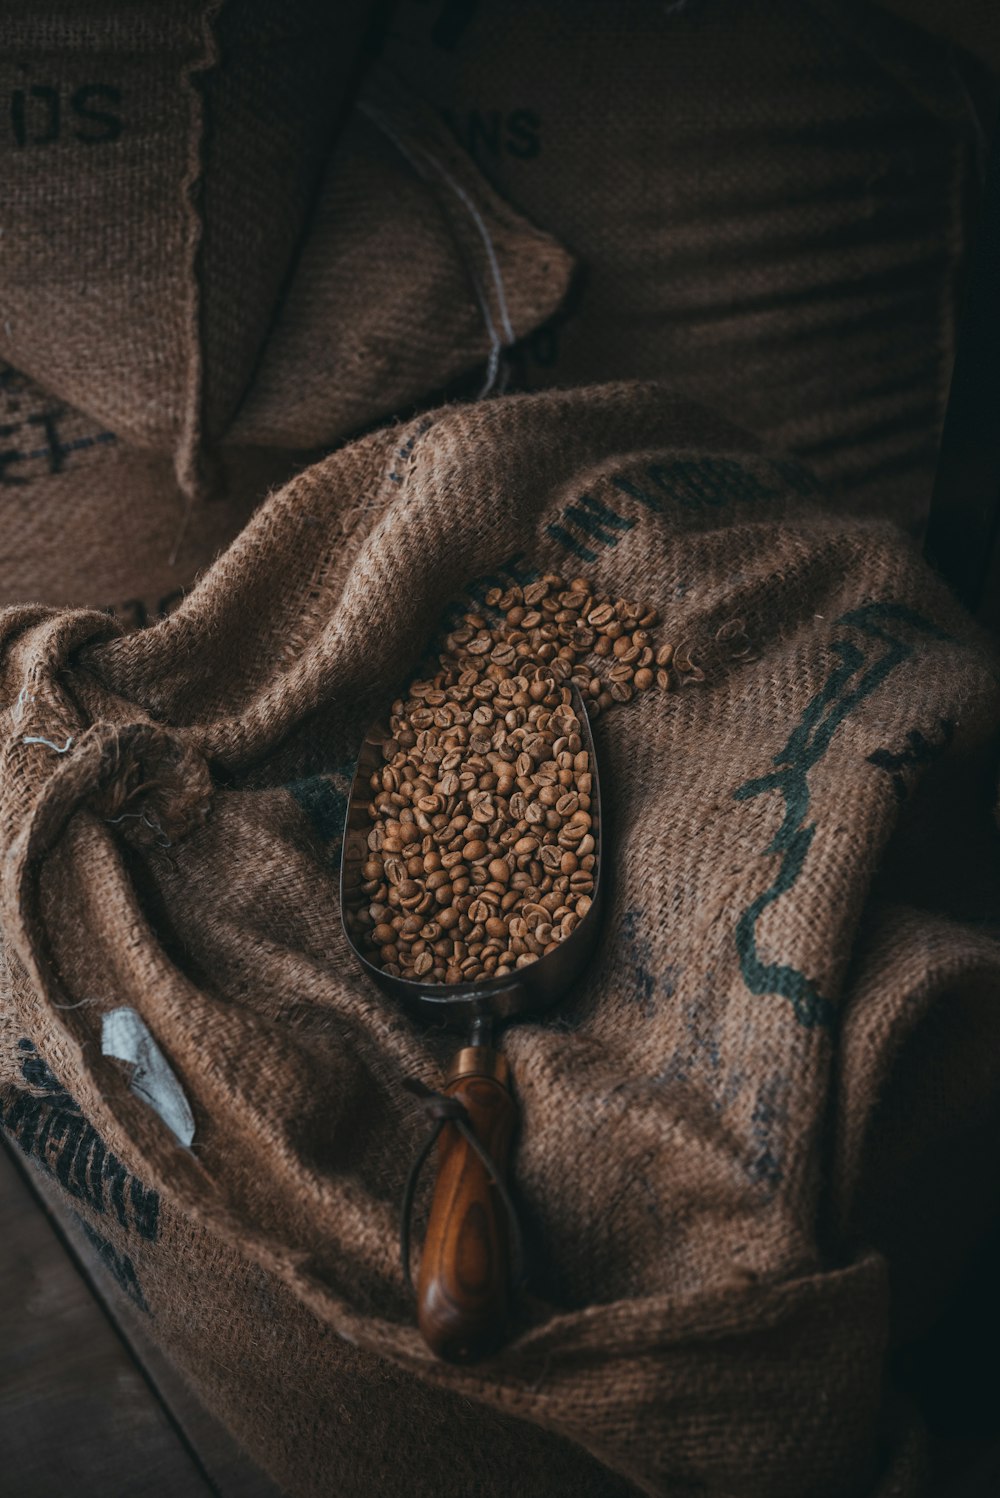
[{"xmin": 355, "ymin": 573, "xmax": 676, "ymax": 983}]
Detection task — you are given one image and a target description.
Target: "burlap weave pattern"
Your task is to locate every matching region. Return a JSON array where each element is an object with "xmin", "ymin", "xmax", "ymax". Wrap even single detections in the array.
[
  {"xmin": 1, "ymin": 382, "xmax": 998, "ymax": 1495},
  {"xmin": 0, "ymin": 0, "xmax": 381, "ymax": 495},
  {"xmin": 382, "ymin": 0, "xmax": 994, "ymax": 531},
  {"xmin": 0, "ymin": 57, "xmax": 573, "ymax": 622}
]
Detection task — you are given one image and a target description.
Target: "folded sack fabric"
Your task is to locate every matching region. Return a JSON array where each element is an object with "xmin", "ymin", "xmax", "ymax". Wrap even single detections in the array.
[{"xmin": 2, "ymin": 383, "xmax": 999, "ymax": 1496}]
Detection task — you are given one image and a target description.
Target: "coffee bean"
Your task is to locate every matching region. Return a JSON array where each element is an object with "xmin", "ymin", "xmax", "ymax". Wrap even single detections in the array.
[{"xmin": 352, "ymin": 572, "xmax": 692, "ymax": 981}]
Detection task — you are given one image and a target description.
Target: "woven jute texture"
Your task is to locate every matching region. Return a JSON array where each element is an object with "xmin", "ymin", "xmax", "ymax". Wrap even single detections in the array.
[
  {"xmin": 229, "ymin": 72, "xmax": 575, "ymax": 450},
  {"xmin": 1, "ymin": 382, "xmax": 999, "ymax": 1496},
  {"xmin": 0, "ymin": 359, "xmax": 302, "ymax": 623},
  {"xmin": 0, "ymin": 0, "xmax": 380, "ymax": 495},
  {"xmin": 382, "ymin": 0, "xmax": 994, "ymax": 532},
  {"xmin": 0, "ymin": 60, "xmax": 573, "ymax": 618}
]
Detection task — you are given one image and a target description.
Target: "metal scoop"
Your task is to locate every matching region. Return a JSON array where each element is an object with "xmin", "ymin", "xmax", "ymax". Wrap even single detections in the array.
[{"xmin": 340, "ymin": 684, "xmax": 604, "ymax": 1362}]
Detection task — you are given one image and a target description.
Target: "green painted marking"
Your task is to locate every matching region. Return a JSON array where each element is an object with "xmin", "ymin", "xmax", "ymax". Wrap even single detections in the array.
[
  {"xmin": 610, "ymin": 456, "xmax": 813, "ymax": 515},
  {"xmin": 576, "ymin": 493, "xmax": 636, "ymax": 529},
  {"xmin": 732, "ymin": 602, "xmax": 950, "ymax": 1028},
  {"xmin": 612, "ymin": 472, "xmax": 663, "ymax": 511},
  {"xmin": 287, "ymin": 774, "xmax": 349, "ymax": 846},
  {"xmin": 546, "ymin": 522, "xmax": 597, "ymax": 562},
  {"xmin": 562, "ymin": 506, "xmax": 623, "ymax": 545}
]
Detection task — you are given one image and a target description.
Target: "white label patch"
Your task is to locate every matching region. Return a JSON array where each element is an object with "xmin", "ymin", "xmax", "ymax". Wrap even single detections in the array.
[{"xmin": 101, "ymin": 1008, "xmax": 195, "ymax": 1148}]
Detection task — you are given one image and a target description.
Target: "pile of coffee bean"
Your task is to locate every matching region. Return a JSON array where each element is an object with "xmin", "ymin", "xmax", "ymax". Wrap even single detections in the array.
[{"xmin": 351, "ymin": 574, "xmax": 673, "ymax": 983}]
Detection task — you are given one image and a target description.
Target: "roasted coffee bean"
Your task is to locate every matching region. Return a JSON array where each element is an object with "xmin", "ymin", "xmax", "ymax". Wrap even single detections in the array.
[{"xmin": 354, "ymin": 571, "xmax": 691, "ymax": 981}]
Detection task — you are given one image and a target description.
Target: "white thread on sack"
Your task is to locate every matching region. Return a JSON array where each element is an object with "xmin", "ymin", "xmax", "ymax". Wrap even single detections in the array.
[
  {"xmin": 22, "ymin": 735, "xmax": 73, "ymax": 753},
  {"xmin": 104, "ymin": 810, "xmax": 172, "ymax": 848},
  {"xmin": 359, "ymin": 101, "xmax": 514, "ymax": 398},
  {"xmin": 102, "ymin": 1007, "xmax": 195, "ymax": 1148},
  {"xmin": 13, "ymin": 686, "xmax": 74, "ymax": 752}
]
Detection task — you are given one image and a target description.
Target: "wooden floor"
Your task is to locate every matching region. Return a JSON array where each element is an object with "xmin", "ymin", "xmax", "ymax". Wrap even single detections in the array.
[
  {"xmin": 0, "ymin": 1137, "xmax": 281, "ymax": 1497},
  {"xmin": 3, "ymin": 1130, "xmax": 1000, "ymax": 1498}
]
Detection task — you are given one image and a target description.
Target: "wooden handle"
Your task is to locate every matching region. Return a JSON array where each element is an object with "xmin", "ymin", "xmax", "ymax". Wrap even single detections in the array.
[{"xmin": 416, "ymin": 1048, "xmax": 516, "ymax": 1362}]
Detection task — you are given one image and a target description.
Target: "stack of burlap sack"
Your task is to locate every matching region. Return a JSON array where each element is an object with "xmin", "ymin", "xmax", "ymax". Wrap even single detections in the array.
[{"xmin": 1, "ymin": 4, "xmax": 998, "ymax": 1495}]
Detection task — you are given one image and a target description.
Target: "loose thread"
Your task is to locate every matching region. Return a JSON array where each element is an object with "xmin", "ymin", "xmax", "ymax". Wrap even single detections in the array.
[
  {"xmin": 22, "ymin": 735, "xmax": 74, "ymax": 754},
  {"xmin": 359, "ymin": 99, "xmax": 515, "ymax": 399},
  {"xmin": 104, "ymin": 810, "xmax": 172, "ymax": 848},
  {"xmin": 11, "ymin": 687, "xmax": 34, "ymax": 723}
]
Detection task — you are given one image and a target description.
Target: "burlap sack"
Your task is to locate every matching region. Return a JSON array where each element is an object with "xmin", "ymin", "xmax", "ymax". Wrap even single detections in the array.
[
  {"xmin": 0, "ymin": 358, "xmax": 302, "ymax": 623},
  {"xmin": 2, "ymin": 382, "xmax": 999, "ymax": 1496},
  {"xmin": 0, "ymin": 0, "xmax": 380, "ymax": 492},
  {"xmin": 229, "ymin": 74, "xmax": 574, "ymax": 450},
  {"xmin": 10, "ymin": 0, "xmax": 988, "ymax": 621},
  {"xmin": 0, "ymin": 64, "xmax": 573, "ymax": 617},
  {"xmin": 381, "ymin": 0, "xmax": 996, "ymax": 531}
]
